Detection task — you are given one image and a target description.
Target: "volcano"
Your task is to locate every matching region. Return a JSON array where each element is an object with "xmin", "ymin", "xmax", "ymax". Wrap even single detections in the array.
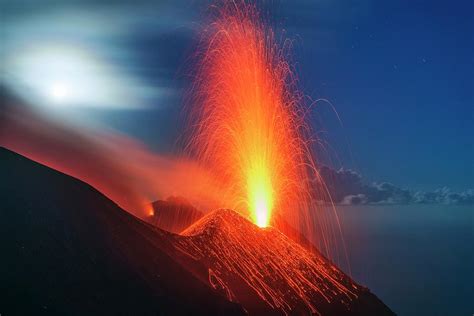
[{"xmin": 0, "ymin": 147, "xmax": 394, "ymax": 315}]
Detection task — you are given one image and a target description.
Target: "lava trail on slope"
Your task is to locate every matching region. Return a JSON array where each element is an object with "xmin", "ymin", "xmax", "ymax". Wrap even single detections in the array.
[{"xmin": 171, "ymin": 209, "xmax": 394, "ymax": 315}]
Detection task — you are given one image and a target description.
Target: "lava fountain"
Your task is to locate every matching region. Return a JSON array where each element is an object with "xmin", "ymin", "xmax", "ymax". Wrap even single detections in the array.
[{"xmin": 186, "ymin": 3, "xmax": 343, "ymax": 259}]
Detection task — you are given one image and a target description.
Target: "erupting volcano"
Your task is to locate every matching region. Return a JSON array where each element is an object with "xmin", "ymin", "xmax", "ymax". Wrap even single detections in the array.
[
  {"xmin": 0, "ymin": 1, "xmax": 397, "ymax": 315},
  {"xmin": 186, "ymin": 3, "xmax": 342, "ymax": 258}
]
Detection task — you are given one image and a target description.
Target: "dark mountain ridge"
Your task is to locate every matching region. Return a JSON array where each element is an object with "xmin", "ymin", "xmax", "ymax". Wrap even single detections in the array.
[
  {"xmin": 0, "ymin": 147, "xmax": 394, "ymax": 315},
  {"xmin": 0, "ymin": 147, "xmax": 242, "ymax": 315}
]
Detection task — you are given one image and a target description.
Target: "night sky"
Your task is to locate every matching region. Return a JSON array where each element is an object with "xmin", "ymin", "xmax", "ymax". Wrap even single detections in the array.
[{"xmin": 3, "ymin": 0, "xmax": 473, "ymax": 192}]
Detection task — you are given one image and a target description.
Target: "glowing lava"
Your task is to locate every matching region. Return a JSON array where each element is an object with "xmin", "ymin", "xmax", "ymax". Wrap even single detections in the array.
[
  {"xmin": 187, "ymin": 3, "xmax": 312, "ymax": 229},
  {"xmin": 175, "ymin": 209, "xmax": 387, "ymax": 315},
  {"xmin": 249, "ymin": 164, "xmax": 273, "ymax": 227},
  {"xmin": 185, "ymin": 2, "xmax": 349, "ymax": 267}
]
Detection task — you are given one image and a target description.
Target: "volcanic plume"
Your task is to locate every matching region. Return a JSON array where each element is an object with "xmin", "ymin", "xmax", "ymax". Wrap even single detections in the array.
[{"xmin": 0, "ymin": 88, "xmax": 227, "ymax": 218}]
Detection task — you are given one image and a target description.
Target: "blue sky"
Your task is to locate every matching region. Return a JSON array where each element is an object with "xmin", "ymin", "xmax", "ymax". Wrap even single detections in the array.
[
  {"xmin": 2, "ymin": 0, "xmax": 473, "ymax": 192},
  {"xmin": 267, "ymin": 0, "xmax": 473, "ymax": 191}
]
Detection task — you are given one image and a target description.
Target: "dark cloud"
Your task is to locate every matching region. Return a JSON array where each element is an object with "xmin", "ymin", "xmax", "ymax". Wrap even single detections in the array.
[
  {"xmin": 340, "ymin": 194, "xmax": 367, "ymax": 205},
  {"xmin": 317, "ymin": 166, "xmax": 364, "ymax": 203},
  {"xmin": 365, "ymin": 182, "xmax": 413, "ymax": 204},
  {"xmin": 317, "ymin": 166, "xmax": 473, "ymax": 205}
]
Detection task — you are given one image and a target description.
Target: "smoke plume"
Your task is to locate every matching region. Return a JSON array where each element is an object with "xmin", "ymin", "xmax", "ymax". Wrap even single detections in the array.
[{"xmin": 0, "ymin": 88, "xmax": 224, "ymax": 217}]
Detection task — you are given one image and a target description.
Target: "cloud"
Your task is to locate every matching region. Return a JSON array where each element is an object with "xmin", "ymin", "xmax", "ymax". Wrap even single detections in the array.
[
  {"xmin": 317, "ymin": 165, "xmax": 473, "ymax": 205},
  {"xmin": 317, "ymin": 166, "xmax": 364, "ymax": 203},
  {"xmin": 1, "ymin": 0, "xmax": 198, "ymax": 110},
  {"xmin": 340, "ymin": 194, "xmax": 367, "ymax": 205},
  {"xmin": 364, "ymin": 182, "xmax": 413, "ymax": 204},
  {"xmin": 413, "ymin": 188, "xmax": 474, "ymax": 205}
]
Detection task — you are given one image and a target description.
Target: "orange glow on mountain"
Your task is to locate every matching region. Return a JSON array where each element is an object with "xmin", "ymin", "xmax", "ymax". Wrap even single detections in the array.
[{"xmin": 177, "ymin": 209, "xmax": 360, "ymax": 315}]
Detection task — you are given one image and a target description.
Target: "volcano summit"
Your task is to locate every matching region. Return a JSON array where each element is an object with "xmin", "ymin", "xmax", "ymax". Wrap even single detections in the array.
[{"xmin": 173, "ymin": 209, "xmax": 393, "ymax": 315}]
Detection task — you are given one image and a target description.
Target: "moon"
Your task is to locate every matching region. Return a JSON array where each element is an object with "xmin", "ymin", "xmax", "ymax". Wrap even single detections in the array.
[
  {"xmin": 5, "ymin": 43, "xmax": 156, "ymax": 110},
  {"xmin": 50, "ymin": 82, "xmax": 70, "ymax": 102},
  {"xmin": 6, "ymin": 44, "xmax": 125, "ymax": 109}
]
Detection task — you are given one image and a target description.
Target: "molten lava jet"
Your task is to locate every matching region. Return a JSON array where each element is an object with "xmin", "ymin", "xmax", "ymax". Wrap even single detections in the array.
[
  {"xmin": 187, "ymin": 3, "xmax": 307, "ymax": 225},
  {"xmin": 186, "ymin": 2, "xmax": 343, "ymax": 259}
]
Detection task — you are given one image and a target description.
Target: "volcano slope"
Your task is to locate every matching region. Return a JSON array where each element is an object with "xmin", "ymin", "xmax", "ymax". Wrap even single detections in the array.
[
  {"xmin": 173, "ymin": 209, "xmax": 393, "ymax": 315},
  {"xmin": 0, "ymin": 147, "xmax": 242, "ymax": 315},
  {"xmin": 0, "ymin": 147, "xmax": 394, "ymax": 315}
]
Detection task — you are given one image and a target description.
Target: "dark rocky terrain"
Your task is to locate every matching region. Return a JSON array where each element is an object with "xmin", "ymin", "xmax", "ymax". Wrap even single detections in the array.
[
  {"xmin": 147, "ymin": 197, "xmax": 204, "ymax": 234},
  {"xmin": 0, "ymin": 147, "xmax": 242, "ymax": 315}
]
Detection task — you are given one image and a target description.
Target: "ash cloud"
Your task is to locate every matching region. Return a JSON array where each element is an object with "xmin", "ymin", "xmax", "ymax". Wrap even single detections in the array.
[{"xmin": 317, "ymin": 166, "xmax": 473, "ymax": 206}]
